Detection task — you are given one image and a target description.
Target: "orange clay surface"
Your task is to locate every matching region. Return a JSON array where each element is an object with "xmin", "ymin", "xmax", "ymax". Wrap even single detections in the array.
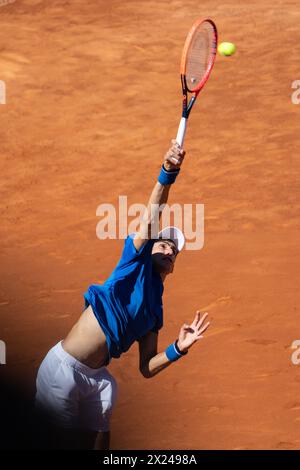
[{"xmin": 1, "ymin": 0, "xmax": 300, "ymax": 449}]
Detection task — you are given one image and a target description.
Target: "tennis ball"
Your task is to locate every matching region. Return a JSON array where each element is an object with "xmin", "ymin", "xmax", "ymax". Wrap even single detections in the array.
[{"xmin": 218, "ymin": 42, "xmax": 236, "ymax": 57}]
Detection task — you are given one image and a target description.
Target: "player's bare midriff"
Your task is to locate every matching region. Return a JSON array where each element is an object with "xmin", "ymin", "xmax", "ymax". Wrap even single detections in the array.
[{"xmin": 62, "ymin": 305, "xmax": 109, "ymax": 369}]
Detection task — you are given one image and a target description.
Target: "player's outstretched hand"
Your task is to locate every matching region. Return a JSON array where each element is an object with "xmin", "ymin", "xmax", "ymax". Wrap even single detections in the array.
[
  {"xmin": 164, "ymin": 139, "xmax": 185, "ymax": 171},
  {"xmin": 177, "ymin": 311, "xmax": 210, "ymax": 353}
]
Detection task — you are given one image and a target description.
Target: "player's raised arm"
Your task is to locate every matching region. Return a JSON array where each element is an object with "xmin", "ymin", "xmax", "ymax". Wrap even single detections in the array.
[{"xmin": 133, "ymin": 140, "xmax": 185, "ymax": 252}]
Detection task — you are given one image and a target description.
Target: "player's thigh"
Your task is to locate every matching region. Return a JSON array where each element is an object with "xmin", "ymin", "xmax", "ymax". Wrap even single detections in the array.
[{"xmin": 79, "ymin": 369, "xmax": 118, "ymax": 436}]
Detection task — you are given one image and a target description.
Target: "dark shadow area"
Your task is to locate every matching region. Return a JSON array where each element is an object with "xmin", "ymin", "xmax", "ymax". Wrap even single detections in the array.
[
  {"xmin": 0, "ymin": 378, "xmax": 58, "ymax": 449},
  {"xmin": 0, "ymin": 378, "xmax": 101, "ymax": 449}
]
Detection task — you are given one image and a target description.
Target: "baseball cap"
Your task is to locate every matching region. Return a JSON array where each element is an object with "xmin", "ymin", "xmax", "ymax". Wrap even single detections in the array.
[{"xmin": 157, "ymin": 226, "xmax": 185, "ymax": 252}]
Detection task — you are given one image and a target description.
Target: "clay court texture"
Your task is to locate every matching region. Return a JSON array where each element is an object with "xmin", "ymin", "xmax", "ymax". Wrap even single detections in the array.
[{"xmin": 0, "ymin": 0, "xmax": 300, "ymax": 449}]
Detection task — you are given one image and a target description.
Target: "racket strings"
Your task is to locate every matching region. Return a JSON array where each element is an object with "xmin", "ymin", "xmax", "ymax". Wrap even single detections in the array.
[{"xmin": 186, "ymin": 22, "xmax": 216, "ymax": 91}]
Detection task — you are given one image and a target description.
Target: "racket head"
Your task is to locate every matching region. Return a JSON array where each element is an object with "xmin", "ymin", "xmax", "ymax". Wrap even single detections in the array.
[{"xmin": 180, "ymin": 18, "xmax": 218, "ymax": 93}]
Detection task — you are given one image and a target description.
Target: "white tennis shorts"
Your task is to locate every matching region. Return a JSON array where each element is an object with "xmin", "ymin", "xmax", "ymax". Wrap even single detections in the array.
[{"xmin": 35, "ymin": 341, "xmax": 118, "ymax": 433}]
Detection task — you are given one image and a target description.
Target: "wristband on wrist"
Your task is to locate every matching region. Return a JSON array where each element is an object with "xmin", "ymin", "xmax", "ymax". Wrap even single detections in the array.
[
  {"xmin": 158, "ymin": 164, "xmax": 180, "ymax": 185},
  {"xmin": 165, "ymin": 340, "xmax": 188, "ymax": 362},
  {"xmin": 174, "ymin": 339, "xmax": 188, "ymax": 356}
]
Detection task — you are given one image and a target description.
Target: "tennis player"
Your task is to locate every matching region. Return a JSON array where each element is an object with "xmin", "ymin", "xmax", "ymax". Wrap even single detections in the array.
[{"xmin": 35, "ymin": 140, "xmax": 210, "ymax": 449}]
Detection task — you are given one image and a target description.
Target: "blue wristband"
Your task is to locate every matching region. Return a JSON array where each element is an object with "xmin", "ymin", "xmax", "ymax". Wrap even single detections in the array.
[
  {"xmin": 165, "ymin": 340, "xmax": 188, "ymax": 362},
  {"xmin": 158, "ymin": 165, "xmax": 180, "ymax": 185}
]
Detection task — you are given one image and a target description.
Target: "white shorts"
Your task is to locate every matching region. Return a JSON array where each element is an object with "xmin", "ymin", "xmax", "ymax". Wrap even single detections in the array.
[{"xmin": 35, "ymin": 341, "xmax": 118, "ymax": 433}]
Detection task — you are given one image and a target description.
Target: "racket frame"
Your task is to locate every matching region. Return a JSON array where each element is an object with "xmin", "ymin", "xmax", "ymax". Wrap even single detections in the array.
[{"xmin": 176, "ymin": 18, "xmax": 218, "ymax": 146}]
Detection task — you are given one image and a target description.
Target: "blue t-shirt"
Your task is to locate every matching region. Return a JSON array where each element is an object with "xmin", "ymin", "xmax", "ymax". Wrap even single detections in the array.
[{"xmin": 84, "ymin": 234, "xmax": 164, "ymax": 363}]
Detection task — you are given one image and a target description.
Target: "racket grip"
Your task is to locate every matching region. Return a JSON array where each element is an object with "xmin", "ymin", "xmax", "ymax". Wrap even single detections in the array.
[{"xmin": 176, "ymin": 117, "xmax": 187, "ymax": 147}]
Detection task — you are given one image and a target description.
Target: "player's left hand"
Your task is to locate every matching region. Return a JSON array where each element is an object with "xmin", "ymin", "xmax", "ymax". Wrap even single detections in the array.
[{"xmin": 177, "ymin": 311, "xmax": 210, "ymax": 353}]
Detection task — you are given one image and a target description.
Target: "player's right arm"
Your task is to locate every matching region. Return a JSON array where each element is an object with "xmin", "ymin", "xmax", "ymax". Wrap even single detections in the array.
[{"xmin": 133, "ymin": 140, "xmax": 185, "ymax": 252}]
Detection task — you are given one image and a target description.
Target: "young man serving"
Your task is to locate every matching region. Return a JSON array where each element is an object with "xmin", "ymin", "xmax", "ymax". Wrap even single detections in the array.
[{"xmin": 35, "ymin": 140, "xmax": 210, "ymax": 449}]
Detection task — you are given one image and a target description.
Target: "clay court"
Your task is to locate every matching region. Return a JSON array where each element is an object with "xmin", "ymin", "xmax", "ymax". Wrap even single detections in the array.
[{"xmin": 1, "ymin": 0, "xmax": 300, "ymax": 449}]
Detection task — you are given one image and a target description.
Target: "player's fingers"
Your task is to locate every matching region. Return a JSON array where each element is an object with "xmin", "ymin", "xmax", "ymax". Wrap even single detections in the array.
[
  {"xmin": 167, "ymin": 147, "xmax": 180, "ymax": 157},
  {"xmin": 197, "ymin": 312, "xmax": 209, "ymax": 327},
  {"xmin": 171, "ymin": 143, "xmax": 185, "ymax": 157},
  {"xmin": 182, "ymin": 323, "xmax": 193, "ymax": 334},
  {"xmin": 173, "ymin": 146, "xmax": 184, "ymax": 157},
  {"xmin": 168, "ymin": 150, "xmax": 180, "ymax": 161},
  {"xmin": 171, "ymin": 139, "xmax": 181, "ymax": 149},
  {"xmin": 194, "ymin": 312, "xmax": 208, "ymax": 329},
  {"xmin": 191, "ymin": 311, "xmax": 201, "ymax": 327},
  {"xmin": 166, "ymin": 154, "xmax": 181, "ymax": 165},
  {"xmin": 170, "ymin": 152, "xmax": 184, "ymax": 164},
  {"xmin": 198, "ymin": 321, "xmax": 210, "ymax": 335}
]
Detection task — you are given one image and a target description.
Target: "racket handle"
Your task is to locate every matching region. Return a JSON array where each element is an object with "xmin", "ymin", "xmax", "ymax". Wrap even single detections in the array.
[{"xmin": 176, "ymin": 117, "xmax": 187, "ymax": 147}]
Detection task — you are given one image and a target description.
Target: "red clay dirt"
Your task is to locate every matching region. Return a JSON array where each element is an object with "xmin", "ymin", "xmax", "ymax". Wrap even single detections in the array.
[{"xmin": 0, "ymin": 0, "xmax": 300, "ymax": 449}]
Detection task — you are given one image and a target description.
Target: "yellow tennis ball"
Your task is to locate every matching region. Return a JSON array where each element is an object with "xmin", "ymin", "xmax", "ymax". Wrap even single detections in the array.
[{"xmin": 218, "ymin": 42, "xmax": 236, "ymax": 56}]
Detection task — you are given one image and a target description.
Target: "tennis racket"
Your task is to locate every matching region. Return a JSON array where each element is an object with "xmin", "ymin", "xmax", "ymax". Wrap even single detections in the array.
[{"xmin": 176, "ymin": 18, "xmax": 218, "ymax": 147}]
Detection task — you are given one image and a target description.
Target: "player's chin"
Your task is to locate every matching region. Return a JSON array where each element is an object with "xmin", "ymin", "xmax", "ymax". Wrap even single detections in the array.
[
  {"xmin": 153, "ymin": 259, "xmax": 174, "ymax": 275},
  {"xmin": 163, "ymin": 263, "xmax": 174, "ymax": 274}
]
